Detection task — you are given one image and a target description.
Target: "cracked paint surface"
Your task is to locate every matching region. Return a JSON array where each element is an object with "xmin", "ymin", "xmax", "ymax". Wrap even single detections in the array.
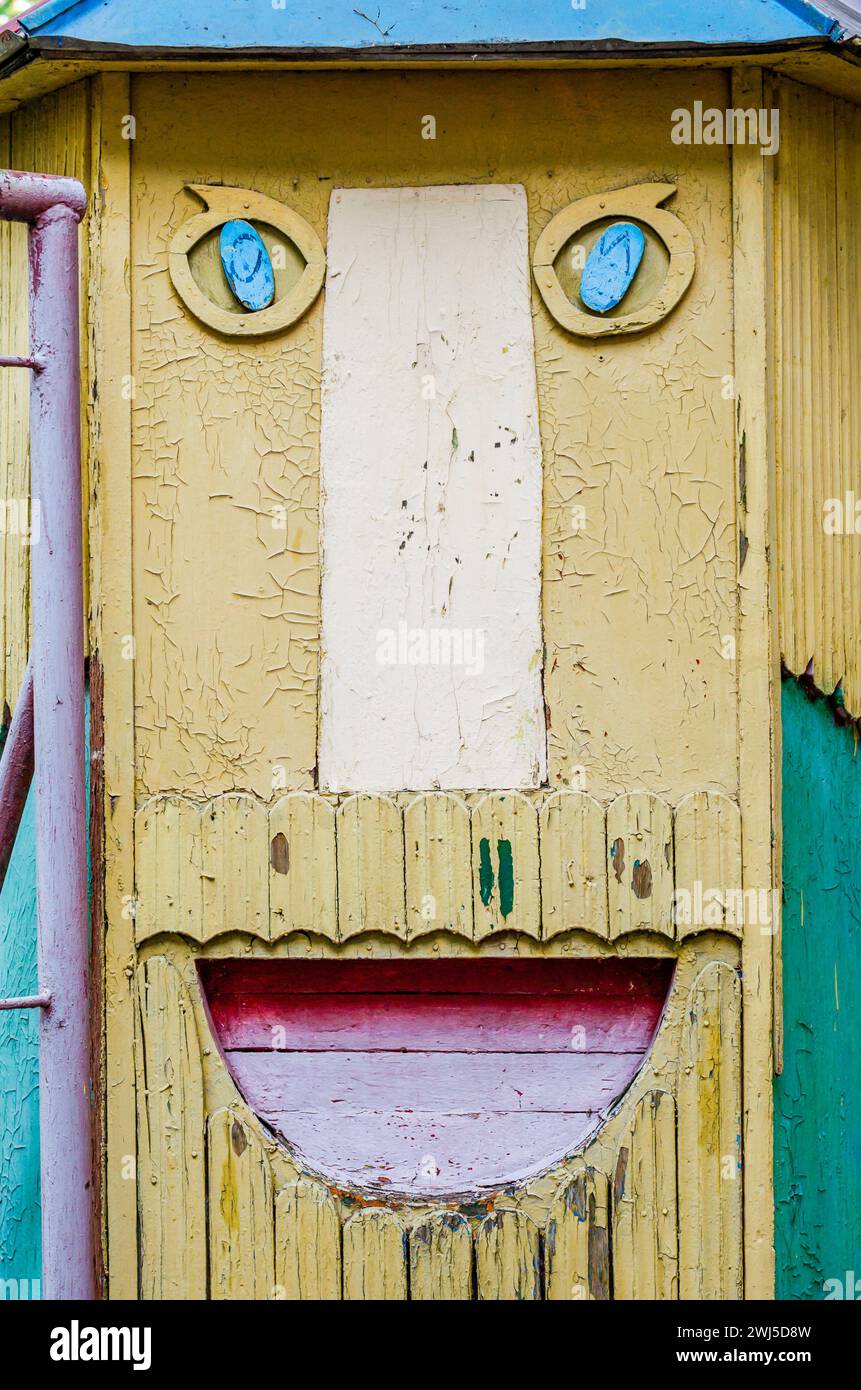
[
  {"xmin": 131, "ymin": 69, "xmax": 737, "ymax": 803},
  {"xmin": 319, "ymin": 183, "xmax": 545, "ymax": 792}
]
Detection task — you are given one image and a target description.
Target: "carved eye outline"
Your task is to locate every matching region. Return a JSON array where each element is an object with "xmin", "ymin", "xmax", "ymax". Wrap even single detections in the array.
[
  {"xmin": 532, "ymin": 182, "xmax": 695, "ymax": 338},
  {"xmin": 168, "ymin": 184, "xmax": 326, "ymax": 337}
]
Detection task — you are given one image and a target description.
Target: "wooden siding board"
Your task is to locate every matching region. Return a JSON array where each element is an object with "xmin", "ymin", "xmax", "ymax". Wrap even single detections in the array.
[
  {"xmin": 207, "ymin": 1107, "xmax": 275, "ymax": 1300},
  {"xmin": 342, "ymin": 1209, "xmax": 407, "ymax": 1300},
  {"xmin": 136, "ymin": 956, "xmax": 206, "ymax": 1299},
  {"xmin": 677, "ymin": 962, "xmax": 743, "ymax": 1299},
  {"xmin": 274, "ymin": 1179, "xmax": 341, "ymax": 1300},
  {"xmin": 476, "ymin": 1209, "xmax": 542, "ymax": 1301},
  {"xmin": 409, "ymin": 1211, "xmax": 473, "ymax": 1300},
  {"xmin": 545, "ymin": 1165, "xmax": 610, "ymax": 1301}
]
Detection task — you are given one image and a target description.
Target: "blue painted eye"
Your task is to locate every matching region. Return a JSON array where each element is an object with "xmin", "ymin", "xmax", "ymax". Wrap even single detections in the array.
[
  {"xmin": 579, "ymin": 222, "xmax": 646, "ymax": 314},
  {"xmin": 220, "ymin": 220, "xmax": 276, "ymax": 312}
]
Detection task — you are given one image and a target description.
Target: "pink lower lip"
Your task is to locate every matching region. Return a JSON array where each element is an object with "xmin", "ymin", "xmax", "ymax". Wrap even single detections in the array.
[{"xmin": 200, "ymin": 958, "xmax": 674, "ymax": 1199}]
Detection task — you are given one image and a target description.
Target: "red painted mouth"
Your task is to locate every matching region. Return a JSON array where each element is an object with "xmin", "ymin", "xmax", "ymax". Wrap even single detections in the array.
[{"xmin": 199, "ymin": 957, "xmax": 673, "ymax": 1199}]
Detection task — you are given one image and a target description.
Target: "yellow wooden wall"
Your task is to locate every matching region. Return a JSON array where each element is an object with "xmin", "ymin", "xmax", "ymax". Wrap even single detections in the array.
[
  {"xmin": 0, "ymin": 82, "xmax": 91, "ymax": 712},
  {"xmin": 773, "ymin": 75, "xmax": 861, "ymax": 712},
  {"xmin": 0, "ymin": 64, "xmax": 780, "ymax": 1299},
  {"xmin": 128, "ymin": 68, "xmax": 737, "ymax": 806}
]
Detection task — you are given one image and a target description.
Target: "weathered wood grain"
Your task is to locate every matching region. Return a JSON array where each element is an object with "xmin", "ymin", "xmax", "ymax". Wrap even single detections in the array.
[
  {"xmin": 205, "ymin": 955, "xmax": 670, "ymax": 1198},
  {"xmin": 135, "ymin": 796, "xmax": 203, "ymax": 943},
  {"xmin": 318, "ymin": 184, "xmax": 545, "ymax": 792},
  {"xmin": 545, "ymin": 1165, "xmax": 610, "ymax": 1301},
  {"xmin": 342, "ymin": 1209, "xmax": 408, "ymax": 1300},
  {"xmin": 612, "ymin": 1090, "xmax": 678, "ymax": 1299},
  {"xmin": 207, "ymin": 1108, "xmax": 275, "ymax": 1300},
  {"xmin": 674, "ymin": 792, "xmax": 743, "ymax": 939},
  {"xmin": 136, "ymin": 957, "xmax": 206, "ymax": 1299},
  {"xmin": 336, "ymin": 794, "xmax": 406, "ymax": 941},
  {"xmin": 476, "ymin": 1209, "xmax": 542, "ymax": 1300},
  {"xmin": 678, "ymin": 962, "xmax": 743, "ymax": 1299},
  {"xmin": 540, "ymin": 790, "xmax": 608, "ymax": 939},
  {"xmin": 404, "ymin": 792, "xmax": 472, "ymax": 940},
  {"xmin": 201, "ymin": 793, "xmax": 269, "ymax": 939},
  {"xmin": 472, "ymin": 792, "xmax": 540, "ymax": 940},
  {"xmin": 409, "ymin": 1211, "xmax": 473, "ymax": 1300},
  {"xmin": 269, "ymin": 793, "xmax": 337, "ymax": 941},
  {"xmin": 274, "ymin": 1179, "xmax": 341, "ymax": 1300},
  {"xmin": 607, "ymin": 792, "xmax": 674, "ymax": 939}
]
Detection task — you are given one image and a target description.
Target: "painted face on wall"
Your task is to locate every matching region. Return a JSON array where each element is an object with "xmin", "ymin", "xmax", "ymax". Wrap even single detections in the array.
[
  {"xmin": 161, "ymin": 177, "xmax": 706, "ymax": 1200},
  {"xmin": 126, "ymin": 69, "xmax": 749, "ymax": 1299}
]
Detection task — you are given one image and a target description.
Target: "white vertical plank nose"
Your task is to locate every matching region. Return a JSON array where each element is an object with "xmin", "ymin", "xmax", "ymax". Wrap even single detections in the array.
[{"xmin": 319, "ymin": 184, "xmax": 546, "ymax": 792}]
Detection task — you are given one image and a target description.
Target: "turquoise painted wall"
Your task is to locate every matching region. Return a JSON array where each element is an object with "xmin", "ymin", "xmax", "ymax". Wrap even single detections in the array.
[
  {"xmin": 775, "ymin": 678, "xmax": 861, "ymax": 1300},
  {"xmin": 0, "ymin": 695, "xmax": 90, "ymax": 1301},
  {"xmin": 0, "ymin": 781, "xmax": 40, "ymax": 1300}
]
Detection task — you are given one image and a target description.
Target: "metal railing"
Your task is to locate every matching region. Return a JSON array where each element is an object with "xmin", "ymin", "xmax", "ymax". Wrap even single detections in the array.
[{"xmin": 0, "ymin": 168, "xmax": 94, "ymax": 1300}]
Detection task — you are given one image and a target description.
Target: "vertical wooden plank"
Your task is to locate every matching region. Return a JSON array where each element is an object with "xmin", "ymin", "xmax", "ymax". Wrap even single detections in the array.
[
  {"xmin": 409, "ymin": 1211, "xmax": 473, "ymax": 1300},
  {"xmin": 201, "ymin": 793, "xmax": 269, "ymax": 940},
  {"xmin": 674, "ymin": 791, "xmax": 743, "ymax": 939},
  {"xmin": 0, "ymin": 116, "xmax": 29, "ymax": 716},
  {"xmin": 539, "ymin": 790, "xmax": 608, "ymax": 939},
  {"xmin": 774, "ymin": 78, "xmax": 841, "ymax": 696},
  {"xmin": 734, "ymin": 66, "xmax": 777, "ymax": 1298},
  {"xmin": 318, "ymin": 184, "xmax": 545, "ymax": 793},
  {"xmin": 274, "ymin": 1179, "xmax": 341, "ymax": 1300},
  {"xmin": 136, "ymin": 956, "xmax": 206, "ymax": 1299},
  {"xmin": 678, "ymin": 962, "xmax": 743, "ymax": 1299},
  {"xmin": 269, "ymin": 793, "xmax": 337, "ymax": 941},
  {"xmin": 342, "ymin": 1209, "xmax": 407, "ymax": 1300},
  {"xmin": 472, "ymin": 792, "xmax": 540, "ymax": 941},
  {"xmin": 92, "ymin": 72, "xmax": 138, "ymax": 1300},
  {"xmin": 207, "ymin": 1107, "xmax": 275, "ymax": 1300},
  {"xmin": 1, "ymin": 84, "xmax": 91, "ymax": 710},
  {"xmin": 607, "ymin": 791, "xmax": 674, "ymax": 939},
  {"xmin": 134, "ymin": 796, "xmax": 203, "ymax": 943},
  {"xmin": 336, "ymin": 793, "xmax": 406, "ymax": 941},
  {"xmin": 612, "ymin": 1090, "xmax": 678, "ymax": 1300},
  {"xmin": 476, "ymin": 1209, "xmax": 542, "ymax": 1301},
  {"xmin": 404, "ymin": 793, "xmax": 472, "ymax": 940},
  {"xmin": 545, "ymin": 1165, "xmax": 610, "ymax": 1301}
]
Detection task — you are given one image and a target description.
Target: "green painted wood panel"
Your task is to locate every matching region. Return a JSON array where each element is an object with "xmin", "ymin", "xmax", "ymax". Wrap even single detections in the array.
[{"xmin": 775, "ymin": 678, "xmax": 861, "ymax": 1300}]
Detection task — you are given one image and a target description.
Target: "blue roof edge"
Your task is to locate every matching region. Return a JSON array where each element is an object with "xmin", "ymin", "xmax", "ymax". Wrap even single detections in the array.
[{"xmin": 13, "ymin": 0, "xmax": 852, "ymax": 48}]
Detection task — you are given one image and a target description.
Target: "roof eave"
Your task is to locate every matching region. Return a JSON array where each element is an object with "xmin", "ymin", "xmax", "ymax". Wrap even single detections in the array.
[{"xmin": 5, "ymin": 31, "xmax": 846, "ymax": 65}]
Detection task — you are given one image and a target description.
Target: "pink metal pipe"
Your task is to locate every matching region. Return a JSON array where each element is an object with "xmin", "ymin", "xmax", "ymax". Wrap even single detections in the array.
[
  {"xmin": 0, "ymin": 992, "xmax": 51, "ymax": 1011},
  {"xmin": 0, "ymin": 658, "xmax": 34, "ymax": 893},
  {"xmin": 0, "ymin": 169, "xmax": 94, "ymax": 1300},
  {"xmin": 0, "ymin": 169, "xmax": 87, "ymax": 223}
]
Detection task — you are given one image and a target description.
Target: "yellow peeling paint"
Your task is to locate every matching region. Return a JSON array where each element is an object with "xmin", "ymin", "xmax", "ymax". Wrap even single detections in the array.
[
  {"xmin": 677, "ymin": 962, "xmax": 743, "ymax": 1299},
  {"xmin": 275, "ymin": 1180, "xmax": 341, "ymax": 1300},
  {"xmin": 136, "ymin": 956, "xmax": 206, "ymax": 1299},
  {"xmin": 126, "ymin": 69, "xmax": 737, "ymax": 803},
  {"xmin": 477, "ymin": 1210, "xmax": 542, "ymax": 1301},
  {"xmin": 343, "ymin": 1209, "xmax": 408, "ymax": 1301},
  {"xmin": 0, "ymin": 81, "xmax": 91, "ymax": 713},
  {"xmin": 774, "ymin": 76, "xmax": 861, "ymax": 713},
  {"xmin": 612, "ymin": 1091, "xmax": 679, "ymax": 1300},
  {"xmin": 132, "ymin": 787, "xmax": 746, "ymax": 947},
  {"xmin": 58, "ymin": 63, "xmax": 777, "ymax": 1299},
  {"xmin": 409, "ymin": 1212, "xmax": 473, "ymax": 1301},
  {"xmin": 545, "ymin": 1166, "xmax": 610, "ymax": 1301},
  {"xmin": 207, "ymin": 1107, "xmax": 275, "ymax": 1300},
  {"xmin": 607, "ymin": 792, "xmax": 674, "ymax": 940}
]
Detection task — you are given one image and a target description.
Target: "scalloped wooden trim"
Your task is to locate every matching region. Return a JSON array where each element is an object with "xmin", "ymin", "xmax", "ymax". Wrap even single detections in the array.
[
  {"xmin": 168, "ymin": 184, "xmax": 325, "ymax": 337},
  {"xmin": 134, "ymin": 788, "xmax": 747, "ymax": 944},
  {"xmin": 533, "ymin": 182, "xmax": 695, "ymax": 338}
]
